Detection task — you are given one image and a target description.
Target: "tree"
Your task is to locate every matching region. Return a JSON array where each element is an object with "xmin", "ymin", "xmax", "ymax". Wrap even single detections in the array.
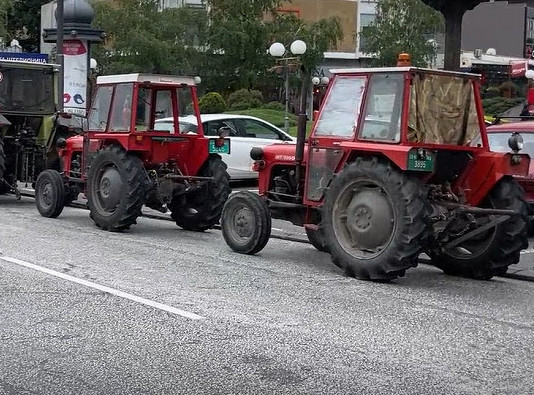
[
  {"xmin": 359, "ymin": 0, "xmax": 444, "ymax": 67},
  {"xmin": 205, "ymin": 0, "xmax": 343, "ymax": 93},
  {"xmin": 91, "ymin": 0, "xmax": 208, "ymax": 75},
  {"xmin": 0, "ymin": 0, "xmax": 12, "ymax": 45},
  {"xmin": 7, "ymin": 0, "xmax": 50, "ymax": 52},
  {"xmin": 421, "ymin": 0, "xmax": 487, "ymax": 71},
  {"xmin": 204, "ymin": 0, "xmax": 283, "ymax": 91}
]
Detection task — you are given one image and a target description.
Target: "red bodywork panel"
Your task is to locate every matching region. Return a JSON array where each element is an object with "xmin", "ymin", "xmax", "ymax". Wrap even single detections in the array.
[
  {"xmin": 85, "ymin": 132, "xmax": 208, "ymax": 176},
  {"xmin": 454, "ymin": 152, "xmax": 530, "ymax": 205},
  {"xmin": 486, "ymin": 121, "xmax": 534, "ymax": 205}
]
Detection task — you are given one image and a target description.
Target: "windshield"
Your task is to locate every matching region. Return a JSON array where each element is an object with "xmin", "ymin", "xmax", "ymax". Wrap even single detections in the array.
[
  {"xmin": 0, "ymin": 64, "xmax": 56, "ymax": 114},
  {"xmin": 408, "ymin": 73, "xmax": 481, "ymax": 145},
  {"xmin": 486, "ymin": 132, "xmax": 534, "ymax": 156}
]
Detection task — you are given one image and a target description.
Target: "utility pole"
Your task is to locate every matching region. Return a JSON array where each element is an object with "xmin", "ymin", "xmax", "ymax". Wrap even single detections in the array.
[{"xmin": 56, "ymin": 0, "xmax": 64, "ymax": 111}]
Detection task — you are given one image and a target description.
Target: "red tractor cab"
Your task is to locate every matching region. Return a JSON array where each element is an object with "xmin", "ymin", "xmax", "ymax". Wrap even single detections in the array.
[
  {"xmin": 222, "ymin": 66, "xmax": 530, "ymax": 281},
  {"xmin": 35, "ymin": 73, "xmax": 231, "ymax": 232}
]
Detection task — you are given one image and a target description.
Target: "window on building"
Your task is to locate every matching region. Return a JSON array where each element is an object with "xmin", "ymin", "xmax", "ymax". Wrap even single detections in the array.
[{"xmin": 359, "ymin": 13, "xmax": 376, "ymax": 54}]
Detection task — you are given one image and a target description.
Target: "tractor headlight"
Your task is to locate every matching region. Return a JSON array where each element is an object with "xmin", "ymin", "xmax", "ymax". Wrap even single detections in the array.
[{"xmin": 508, "ymin": 132, "xmax": 524, "ymax": 153}]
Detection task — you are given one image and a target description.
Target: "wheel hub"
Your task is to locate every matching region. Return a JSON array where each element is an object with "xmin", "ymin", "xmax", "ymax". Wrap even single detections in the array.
[
  {"xmin": 41, "ymin": 181, "xmax": 53, "ymax": 207},
  {"xmin": 343, "ymin": 187, "xmax": 394, "ymax": 252},
  {"xmin": 234, "ymin": 207, "xmax": 254, "ymax": 238},
  {"xmin": 98, "ymin": 167, "xmax": 122, "ymax": 211}
]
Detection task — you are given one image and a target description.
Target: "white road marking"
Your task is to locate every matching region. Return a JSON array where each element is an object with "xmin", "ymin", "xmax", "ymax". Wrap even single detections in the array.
[
  {"xmin": 0, "ymin": 256, "xmax": 204, "ymax": 320},
  {"xmin": 520, "ymin": 249, "xmax": 534, "ymax": 255}
]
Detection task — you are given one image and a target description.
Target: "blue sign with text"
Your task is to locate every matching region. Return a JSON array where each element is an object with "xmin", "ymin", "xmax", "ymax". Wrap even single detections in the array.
[{"xmin": 0, "ymin": 52, "xmax": 49, "ymax": 64}]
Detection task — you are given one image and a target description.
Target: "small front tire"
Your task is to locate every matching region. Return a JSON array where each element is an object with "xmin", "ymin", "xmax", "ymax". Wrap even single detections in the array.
[
  {"xmin": 221, "ymin": 191, "xmax": 271, "ymax": 255},
  {"xmin": 35, "ymin": 170, "xmax": 65, "ymax": 218}
]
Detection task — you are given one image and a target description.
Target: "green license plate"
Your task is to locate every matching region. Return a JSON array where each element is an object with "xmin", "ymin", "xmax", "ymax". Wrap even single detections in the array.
[
  {"xmin": 407, "ymin": 151, "xmax": 434, "ymax": 171},
  {"xmin": 208, "ymin": 138, "xmax": 231, "ymax": 154}
]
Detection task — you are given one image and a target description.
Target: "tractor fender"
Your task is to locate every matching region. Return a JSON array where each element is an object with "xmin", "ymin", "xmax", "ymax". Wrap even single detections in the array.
[
  {"xmin": 339, "ymin": 142, "xmax": 412, "ymax": 171},
  {"xmin": 454, "ymin": 151, "xmax": 530, "ymax": 206}
]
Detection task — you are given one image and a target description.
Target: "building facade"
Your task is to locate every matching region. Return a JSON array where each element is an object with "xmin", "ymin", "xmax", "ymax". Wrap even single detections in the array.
[
  {"xmin": 278, "ymin": 0, "xmax": 376, "ymax": 70},
  {"xmin": 462, "ymin": 0, "xmax": 534, "ymax": 59}
]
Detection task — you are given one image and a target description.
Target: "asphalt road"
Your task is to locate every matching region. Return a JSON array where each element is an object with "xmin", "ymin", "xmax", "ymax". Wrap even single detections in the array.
[{"xmin": 1, "ymin": 196, "xmax": 534, "ymax": 394}]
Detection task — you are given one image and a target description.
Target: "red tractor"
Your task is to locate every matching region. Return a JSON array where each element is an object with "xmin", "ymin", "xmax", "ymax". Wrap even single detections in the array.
[
  {"xmin": 35, "ymin": 73, "xmax": 231, "ymax": 232},
  {"xmin": 221, "ymin": 66, "xmax": 530, "ymax": 281}
]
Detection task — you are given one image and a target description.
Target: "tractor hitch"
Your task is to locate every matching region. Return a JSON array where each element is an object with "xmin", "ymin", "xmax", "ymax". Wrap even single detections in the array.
[{"xmin": 439, "ymin": 202, "xmax": 521, "ymax": 217}]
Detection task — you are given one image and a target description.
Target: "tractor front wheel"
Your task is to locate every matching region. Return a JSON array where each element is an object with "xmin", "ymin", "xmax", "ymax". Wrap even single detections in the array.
[
  {"xmin": 87, "ymin": 146, "xmax": 146, "ymax": 232},
  {"xmin": 431, "ymin": 178, "xmax": 528, "ymax": 280},
  {"xmin": 35, "ymin": 170, "xmax": 65, "ymax": 218},
  {"xmin": 169, "ymin": 156, "xmax": 230, "ymax": 232},
  {"xmin": 221, "ymin": 191, "xmax": 271, "ymax": 254},
  {"xmin": 323, "ymin": 158, "xmax": 430, "ymax": 281}
]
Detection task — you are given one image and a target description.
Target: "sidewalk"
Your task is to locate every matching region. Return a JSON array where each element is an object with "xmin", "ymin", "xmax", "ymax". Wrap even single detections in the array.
[{"xmin": 20, "ymin": 187, "xmax": 534, "ymax": 282}]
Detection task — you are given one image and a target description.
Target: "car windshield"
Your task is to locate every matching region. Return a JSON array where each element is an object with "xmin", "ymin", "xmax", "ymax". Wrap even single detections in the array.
[{"xmin": 486, "ymin": 132, "xmax": 534, "ymax": 156}]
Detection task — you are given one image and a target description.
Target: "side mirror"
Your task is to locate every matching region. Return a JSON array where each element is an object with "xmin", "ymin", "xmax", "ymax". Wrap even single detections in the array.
[
  {"xmin": 508, "ymin": 132, "xmax": 524, "ymax": 153},
  {"xmin": 218, "ymin": 126, "xmax": 231, "ymax": 138}
]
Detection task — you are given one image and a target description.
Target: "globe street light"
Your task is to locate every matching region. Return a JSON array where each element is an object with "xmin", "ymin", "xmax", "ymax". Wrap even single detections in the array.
[
  {"xmin": 269, "ymin": 40, "xmax": 307, "ymax": 133},
  {"xmin": 310, "ymin": 75, "xmax": 330, "ymax": 118}
]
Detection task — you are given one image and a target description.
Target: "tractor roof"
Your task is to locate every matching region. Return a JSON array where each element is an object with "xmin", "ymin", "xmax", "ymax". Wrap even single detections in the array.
[
  {"xmin": 96, "ymin": 73, "xmax": 197, "ymax": 86},
  {"xmin": 329, "ymin": 67, "xmax": 480, "ymax": 79},
  {"xmin": 0, "ymin": 59, "xmax": 59, "ymax": 70}
]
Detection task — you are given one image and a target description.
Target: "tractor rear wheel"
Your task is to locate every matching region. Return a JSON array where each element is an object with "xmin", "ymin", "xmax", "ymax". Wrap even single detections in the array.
[
  {"xmin": 87, "ymin": 145, "xmax": 146, "ymax": 232},
  {"xmin": 221, "ymin": 191, "xmax": 271, "ymax": 254},
  {"xmin": 323, "ymin": 158, "xmax": 431, "ymax": 281},
  {"xmin": 169, "ymin": 156, "xmax": 230, "ymax": 232},
  {"xmin": 305, "ymin": 226, "xmax": 329, "ymax": 253},
  {"xmin": 431, "ymin": 178, "xmax": 528, "ymax": 280},
  {"xmin": 35, "ymin": 170, "xmax": 65, "ymax": 218}
]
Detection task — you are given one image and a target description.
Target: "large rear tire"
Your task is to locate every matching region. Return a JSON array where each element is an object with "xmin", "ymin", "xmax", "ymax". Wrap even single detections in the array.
[
  {"xmin": 86, "ymin": 145, "xmax": 146, "ymax": 232},
  {"xmin": 305, "ymin": 226, "xmax": 329, "ymax": 253},
  {"xmin": 35, "ymin": 170, "xmax": 65, "ymax": 218},
  {"xmin": 431, "ymin": 178, "xmax": 528, "ymax": 280},
  {"xmin": 221, "ymin": 191, "xmax": 271, "ymax": 254},
  {"xmin": 323, "ymin": 158, "xmax": 431, "ymax": 281},
  {"xmin": 169, "ymin": 156, "xmax": 231, "ymax": 232}
]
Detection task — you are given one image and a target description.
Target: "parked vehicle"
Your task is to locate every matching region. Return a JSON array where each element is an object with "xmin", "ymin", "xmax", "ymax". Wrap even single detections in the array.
[
  {"xmin": 221, "ymin": 65, "xmax": 530, "ymax": 281},
  {"xmin": 154, "ymin": 114, "xmax": 295, "ymax": 180},
  {"xmin": 0, "ymin": 60, "xmax": 81, "ymax": 198},
  {"xmin": 485, "ymin": 121, "xmax": 534, "ymax": 221},
  {"xmin": 34, "ymin": 73, "xmax": 231, "ymax": 232}
]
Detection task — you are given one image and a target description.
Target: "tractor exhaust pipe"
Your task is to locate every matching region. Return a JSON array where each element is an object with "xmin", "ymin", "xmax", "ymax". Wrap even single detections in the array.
[
  {"xmin": 295, "ymin": 67, "xmax": 309, "ymax": 196},
  {"xmin": 294, "ymin": 114, "xmax": 307, "ymax": 194}
]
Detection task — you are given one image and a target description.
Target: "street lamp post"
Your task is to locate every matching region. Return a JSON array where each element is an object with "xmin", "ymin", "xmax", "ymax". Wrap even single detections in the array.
[
  {"xmin": 310, "ymin": 75, "xmax": 330, "ymax": 118},
  {"xmin": 268, "ymin": 40, "xmax": 307, "ymax": 133}
]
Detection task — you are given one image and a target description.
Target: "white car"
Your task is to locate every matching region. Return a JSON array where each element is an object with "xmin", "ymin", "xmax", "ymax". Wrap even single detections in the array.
[{"xmin": 154, "ymin": 114, "xmax": 295, "ymax": 180}]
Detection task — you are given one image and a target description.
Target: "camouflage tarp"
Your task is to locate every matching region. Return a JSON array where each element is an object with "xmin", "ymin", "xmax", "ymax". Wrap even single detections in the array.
[{"xmin": 408, "ymin": 73, "xmax": 481, "ymax": 145}]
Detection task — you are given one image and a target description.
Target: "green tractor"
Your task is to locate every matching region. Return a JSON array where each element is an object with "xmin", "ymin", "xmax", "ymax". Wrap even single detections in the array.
[{"xmin": 0, "ymin": 59, "xmax": 81, "ymax": 198}]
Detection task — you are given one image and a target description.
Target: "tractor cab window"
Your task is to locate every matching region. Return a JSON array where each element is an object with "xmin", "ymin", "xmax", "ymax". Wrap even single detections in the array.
[
  {"xmin": 135, "ymin": 88, "xmax": 152, "ymax": 130},
  {"xmin": 408, "ymin": 73, "xmax": 481, "ymax": 145},
  {"xmin": 109, "ymin": 83, "xmax": 134, "ymax": 132},
  {"xmin": 155, "ymin": 90, "xmax": 173, "ymax": 120},
  {"xmin": 177, "ymin": 86, "xmax": 195, "ymax": 117},
  {"xmin": 359, "ymin": 73, "xmax": 404, "ymax": 142},
  {"xmin": 314, "ymin": 76, "xmax": 367, "ymax": 137},
  {"xmin": 0, "ymin": 66, "xmax": 55, "ymax": 114},
  {"xmin": 88, "ymin": 85, "xmax": 113, "ymax": 131}
]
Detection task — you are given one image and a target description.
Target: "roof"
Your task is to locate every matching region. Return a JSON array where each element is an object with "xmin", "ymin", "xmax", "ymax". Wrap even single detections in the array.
[
  {"xmin": 0, "ymin": 59, "xmax": 59, "ymax": 70},
  {"xmin": 97, "ymin": 73, "xmax": 196, "ymax": 85},
  {"xmin": 487, "ymin": 121, "xmax": 534, "ymax": 132},
  {"xmin": 329, "ymin": 67, "xmax": 480, "ymax": 78}
]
